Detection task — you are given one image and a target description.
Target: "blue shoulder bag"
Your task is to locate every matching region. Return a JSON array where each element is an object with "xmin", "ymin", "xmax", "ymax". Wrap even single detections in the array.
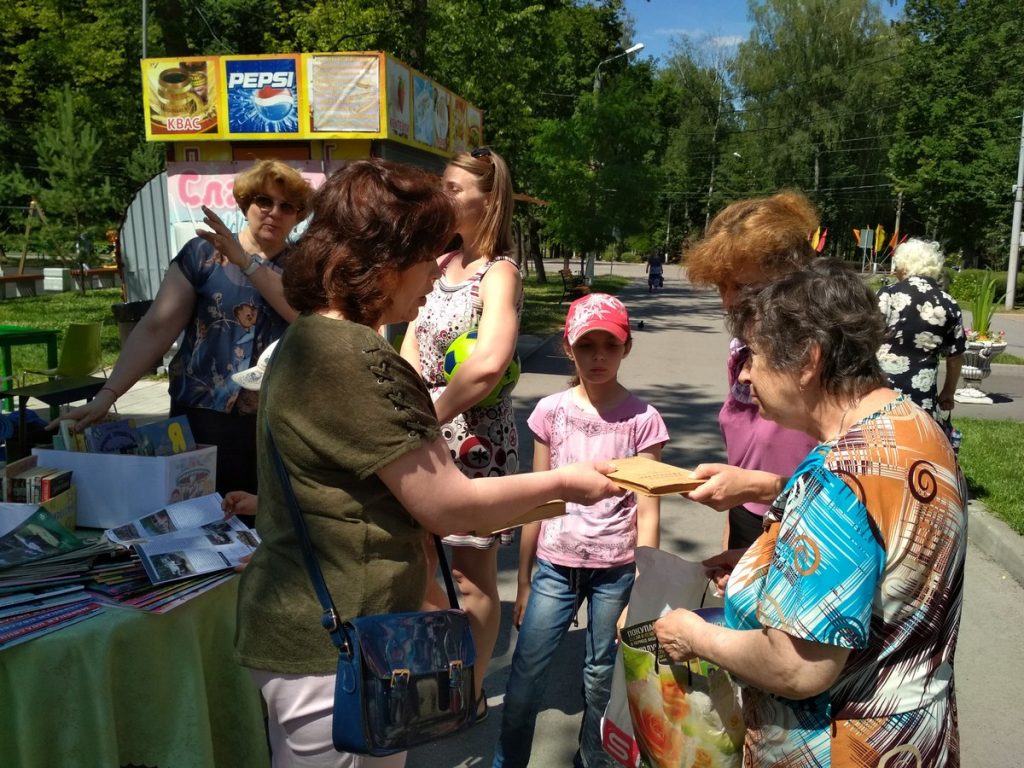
[{"xmin": 266, "ymin": 421, "xmax": 477, "ymax": 756}]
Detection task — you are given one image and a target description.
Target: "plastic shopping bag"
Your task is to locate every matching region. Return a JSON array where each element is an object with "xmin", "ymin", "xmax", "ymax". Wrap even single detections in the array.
[{"xmin": 602, "ymin": 548, "xmax": 745, "ymax": 768}]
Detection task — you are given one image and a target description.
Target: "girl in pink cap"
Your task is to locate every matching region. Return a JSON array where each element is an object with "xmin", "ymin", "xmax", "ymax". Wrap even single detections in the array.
[{"xmin": 493, "ymin": 293, "xmax": 669, "ymax": 768}]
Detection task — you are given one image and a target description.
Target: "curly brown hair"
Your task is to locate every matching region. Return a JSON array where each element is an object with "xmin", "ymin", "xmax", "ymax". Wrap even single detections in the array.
[
  {"xmin": 283, "ymin": 159, "xmax": 455, "ymax": 325},
  {"xmin": 684, "ymin": 190, "xmax": 819, "ymax": 287},
  {"xmin": 232, "ymin": 159, "xmax": 314, "ymax": 220}
]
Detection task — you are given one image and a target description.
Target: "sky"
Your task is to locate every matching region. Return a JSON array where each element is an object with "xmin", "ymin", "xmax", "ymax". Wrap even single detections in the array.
[{"xmin": 622, "ymin": 0, "xmax": 905, "ymax": 65}]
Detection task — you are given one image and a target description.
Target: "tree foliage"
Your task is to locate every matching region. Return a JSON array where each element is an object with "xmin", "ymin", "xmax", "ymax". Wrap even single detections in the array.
[
  {"xmin": 730, "ymin": 0, "xmax": 897, "ymax": 252},
  {"xmin": 0, "ymin": 0, "xmax": 1020, "ymax": 268},
  {"xmin": 888, "ymin": 0, "xmax": 1024, "ymax": 266}
]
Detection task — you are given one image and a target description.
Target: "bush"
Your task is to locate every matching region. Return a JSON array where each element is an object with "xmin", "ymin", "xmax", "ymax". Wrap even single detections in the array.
[{"xmin": 949, "ymin": 269, "xmax": 1024, "ymax": 306}]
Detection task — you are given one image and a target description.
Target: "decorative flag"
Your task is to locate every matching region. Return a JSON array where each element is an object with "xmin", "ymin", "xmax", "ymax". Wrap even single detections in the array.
[
  {"xmin": 816, "ymin": 227, "xmax": 828, "ymax": 253},
  {"xmin": 853, "ymin": 228, "xmax": 861, "ymax": 244},
  {"xmin": 888, "ymin": 230, "xmax": 900, "ymax": 250},
  {"xmin": 810, "ymin": 227, "xmax": 821, "ymax": 250},
  {"xmin": 874, "ymin": 225, "xmax": 886, "ymax": 254}
]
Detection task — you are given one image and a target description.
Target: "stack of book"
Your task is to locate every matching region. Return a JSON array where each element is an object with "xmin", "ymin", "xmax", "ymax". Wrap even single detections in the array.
[
  {"xmin": 4, "ymin": 465, "xmax": 73, "ymax": 505},
  {"xmin": 0, "ymin": 506, "xmax": 118, "ymax": 648},
  {"xmin": 53, "ymin": 415, "xmax": 196, "ymax": 456}
]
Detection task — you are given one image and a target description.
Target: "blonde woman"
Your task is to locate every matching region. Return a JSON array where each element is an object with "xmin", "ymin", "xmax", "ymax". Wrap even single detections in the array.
[{"xmin": 400, "ymin": 147, "xmax": 521, "ymax": 718}]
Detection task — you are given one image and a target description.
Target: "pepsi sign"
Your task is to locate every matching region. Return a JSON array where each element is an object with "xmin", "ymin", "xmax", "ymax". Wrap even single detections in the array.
[{"xmin": 225, "ymin": 58, "xmax": 299, "ymax": 135}]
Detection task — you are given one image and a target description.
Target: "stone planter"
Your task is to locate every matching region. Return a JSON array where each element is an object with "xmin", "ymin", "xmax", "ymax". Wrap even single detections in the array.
[{"xmin": 955, "ymin": 340, "xmax": 1008, "ymax": 404}]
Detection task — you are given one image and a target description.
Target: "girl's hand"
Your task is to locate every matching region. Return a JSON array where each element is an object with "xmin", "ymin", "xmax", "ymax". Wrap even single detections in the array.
[
  {"xmin": 654, "ymin": 608, "xmax": 706, "ymax": 663},
  {"xmin": 196, "ymin": 205, "xmax": 247, "ymax": 268},
  {"xmin": 513, "ymin": 582, "xmax": 531, "ymax": 630},
  {"xmin": 556, "ymin": 461, "xmax": 619, "ymax": 506}
]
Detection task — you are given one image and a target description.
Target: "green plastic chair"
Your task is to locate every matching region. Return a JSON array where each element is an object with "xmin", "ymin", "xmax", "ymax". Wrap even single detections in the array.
[{"xmin": 25, "ymin": 321, "xmax": 105, "ymax": 379}]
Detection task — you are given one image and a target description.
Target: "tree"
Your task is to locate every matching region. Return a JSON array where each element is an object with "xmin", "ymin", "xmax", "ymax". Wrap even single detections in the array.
[
  {"xmin": 656, "ymin": 38, "xmax": 742, "ymax": 249},
  {"xmin": 730, "ymin": 0, "xmax": 896, "ymax": 251},
  {"xmin": 889, "ymin": 0, "xmax": 1024, "ymax": 265},
  {"xmin": 28, "ymin": 85, "xmax": 120, "ymax": 264},
  {"xmin": 532, "ymin": 64, "xmax": 660, "ymax": 256}
]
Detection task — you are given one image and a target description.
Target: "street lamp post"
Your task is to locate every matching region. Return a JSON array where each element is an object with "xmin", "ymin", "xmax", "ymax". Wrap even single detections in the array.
[
  {"xmin": 593, "ymin": 43, "xmax": 645, "ymax": 93},
  {"xmin": 588, "ymin": 43, "xmax": 644, "ymax": 279}
]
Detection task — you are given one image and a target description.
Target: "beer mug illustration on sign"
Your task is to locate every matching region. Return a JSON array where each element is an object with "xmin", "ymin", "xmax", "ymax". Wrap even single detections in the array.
[{"xmin": 154, "ymin": 67, "xmax": 203, "ymax": 119}]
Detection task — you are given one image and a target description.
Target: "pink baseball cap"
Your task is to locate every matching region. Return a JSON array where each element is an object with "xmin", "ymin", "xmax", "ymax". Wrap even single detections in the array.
[{"xmin": 564, "ymin": 293, "xmax": 630, "ymax": 346}]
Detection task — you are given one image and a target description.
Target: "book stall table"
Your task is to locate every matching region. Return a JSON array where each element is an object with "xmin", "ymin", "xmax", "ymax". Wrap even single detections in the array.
[{"xmin": 0, "ymin": 575, "xmax": 270, "ymax": 768}]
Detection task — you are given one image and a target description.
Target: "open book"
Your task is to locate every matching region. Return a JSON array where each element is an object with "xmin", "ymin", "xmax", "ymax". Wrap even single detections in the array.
[
  {"xmin": 105, "ymin": 494, "xmax": 260, "ymax": 585},
  {"xmin": 607, "ymin": 456, "xmax": 704, "ymax": 496}
]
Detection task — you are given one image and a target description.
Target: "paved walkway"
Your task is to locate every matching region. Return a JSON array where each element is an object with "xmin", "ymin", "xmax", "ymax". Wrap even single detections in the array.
[
  {"xmin": 18, "ymin": 262, "xmax": 1024, "ymax": 767},
  {"xmin": 413, "ymin": 264, "xmax": 1024, "ymax": 768}
]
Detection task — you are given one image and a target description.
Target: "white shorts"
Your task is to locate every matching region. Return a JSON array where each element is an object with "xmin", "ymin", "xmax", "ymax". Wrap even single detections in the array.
[{"xmin": 252, "ymin": 670, "xmax": 407, "ymax": 768}]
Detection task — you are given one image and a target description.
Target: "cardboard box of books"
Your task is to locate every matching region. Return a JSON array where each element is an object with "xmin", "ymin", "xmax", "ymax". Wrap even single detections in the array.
[{"xmin": 30, "ymin": 445, "xmax": 216, "ymax": 529}]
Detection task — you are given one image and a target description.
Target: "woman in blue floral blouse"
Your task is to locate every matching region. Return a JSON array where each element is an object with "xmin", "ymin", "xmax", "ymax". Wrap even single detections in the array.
[{"xmin": 61, "ymin": 160, "xmax": 313, "ymax": 495}]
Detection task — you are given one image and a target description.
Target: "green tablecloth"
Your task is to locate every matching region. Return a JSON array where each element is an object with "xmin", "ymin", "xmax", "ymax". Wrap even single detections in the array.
[{"xmin": 0, "ymin": 577, "xmax": 270, "ymax": 768}]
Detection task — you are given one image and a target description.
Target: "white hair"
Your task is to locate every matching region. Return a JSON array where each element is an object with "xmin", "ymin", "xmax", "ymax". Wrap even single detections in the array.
[{"xmin": 892, "ymin": 238, "xmax": 943, "ymax": 279}]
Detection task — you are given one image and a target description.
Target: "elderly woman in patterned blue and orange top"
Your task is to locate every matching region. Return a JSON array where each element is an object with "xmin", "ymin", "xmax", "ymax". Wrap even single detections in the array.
[
  {"xmin": 59, "ymin": 159, "xmax": 313, "ymax": 496},
  {"xmin": 655, "ymin": 258, "xmax": 966, "ymax": 767}
]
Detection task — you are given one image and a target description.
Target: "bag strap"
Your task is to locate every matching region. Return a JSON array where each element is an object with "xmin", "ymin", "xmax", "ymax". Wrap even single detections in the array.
[{"xmin": 264, "ymin": 416, "xmax": 462, "ymax": 652}]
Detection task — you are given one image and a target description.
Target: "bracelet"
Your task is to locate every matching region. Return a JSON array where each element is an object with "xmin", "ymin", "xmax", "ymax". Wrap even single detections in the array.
[{"xmin": 99, "ymin": 385, "xmax": 120, "ymax": 401}]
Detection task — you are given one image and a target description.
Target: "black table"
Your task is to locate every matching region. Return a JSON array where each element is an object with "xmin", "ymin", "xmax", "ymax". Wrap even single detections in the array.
[{"xmin": 5, "ymin": 376, "xmax": 106, "ymax": 456}]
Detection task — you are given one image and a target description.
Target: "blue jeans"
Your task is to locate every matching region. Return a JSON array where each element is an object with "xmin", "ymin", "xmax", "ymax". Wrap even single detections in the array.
[{"xmin": 493, "ymin": 559, "xmax": 635, "ymax": 768}]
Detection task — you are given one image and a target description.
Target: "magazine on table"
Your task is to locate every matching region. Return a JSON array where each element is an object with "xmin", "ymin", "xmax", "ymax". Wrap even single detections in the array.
[
  {"xmin": 0, "ymin": 504, "xmax": 85, "ymax": 570},
  {"xmin": 104, "ymin": 494, "xmax": 260, "ymax": 585}
]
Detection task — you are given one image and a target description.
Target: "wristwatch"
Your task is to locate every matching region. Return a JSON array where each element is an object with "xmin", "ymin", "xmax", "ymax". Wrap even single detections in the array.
[{"xmin": 242, "ymin": 253, "xmax": 263, "ymax": 277}]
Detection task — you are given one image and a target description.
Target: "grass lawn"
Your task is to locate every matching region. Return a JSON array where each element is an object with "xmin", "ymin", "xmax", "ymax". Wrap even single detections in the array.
[
  {"xmin": 519, "ymin": 273, "xmax": 631, "ymax": 337},
  {"xmin": 0, "ymin": 289, "xmax": 124, "ymax": 385},
  {"xmin": 995, "ymin": 353, "xmax": 1023, "ymax": 365},
  {"xmin": 956, "ymin": 417, "xmax": 1024, "ymax": 535}
]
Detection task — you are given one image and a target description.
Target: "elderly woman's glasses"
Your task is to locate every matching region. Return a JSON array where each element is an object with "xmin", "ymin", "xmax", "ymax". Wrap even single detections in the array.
[{"xmin": 251, "ymin": 194, "xmax": 300, "ymax": 216}]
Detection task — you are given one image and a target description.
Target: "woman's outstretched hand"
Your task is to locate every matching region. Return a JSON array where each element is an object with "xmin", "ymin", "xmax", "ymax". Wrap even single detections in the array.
[
  {"xmin": 556, "ymin": 461, "xmax": 620, "ymax": 506},
  {"xmin": 686, "ymin": 464, "xmax": 784, "ymax": 511},
  {"xmin": 46, "ymin": 390, "xmax": 117, "ymax": 432}
]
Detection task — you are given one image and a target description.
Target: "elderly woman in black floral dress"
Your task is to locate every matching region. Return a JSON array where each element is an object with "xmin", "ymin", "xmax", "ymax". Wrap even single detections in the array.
[{"xmin": 876, "ymin": 238, "xmax": 966, "ymax": 415}]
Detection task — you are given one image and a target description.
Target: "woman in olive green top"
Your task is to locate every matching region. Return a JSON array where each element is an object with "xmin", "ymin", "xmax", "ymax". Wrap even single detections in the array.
[{"xmin": 235, "ymin": 159, "xmax": 619, "ymax": 768}]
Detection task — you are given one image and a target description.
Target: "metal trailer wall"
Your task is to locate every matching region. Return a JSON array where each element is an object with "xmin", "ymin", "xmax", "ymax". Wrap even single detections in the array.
[{"xmin": 119, "ymin": 172, "xmax": 172, "ymax": 303}]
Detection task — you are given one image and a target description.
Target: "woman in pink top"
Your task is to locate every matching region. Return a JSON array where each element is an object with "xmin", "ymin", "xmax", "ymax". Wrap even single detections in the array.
[{"xmin": 685, "ymin": 191, "xmax": 819, "ymax": 547}]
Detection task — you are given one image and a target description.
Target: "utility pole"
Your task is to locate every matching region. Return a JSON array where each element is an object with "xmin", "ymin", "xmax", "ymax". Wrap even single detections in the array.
[
  {"xmin": 665, "ymin": 202, "xmax": 671, "ymax": 248},
  {"xmin": 1007, "ymin": 104, "xmax": 1023, "ymax": 310}
]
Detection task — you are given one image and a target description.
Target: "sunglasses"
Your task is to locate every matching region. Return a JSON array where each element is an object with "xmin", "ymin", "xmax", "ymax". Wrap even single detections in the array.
[
  {"xmin": 470, "ymin": 147, "xmax": 493, "ymax": 160},
  {"xmin": 251, "ymin": 194, "xmax": 301, "ymax": 216}
]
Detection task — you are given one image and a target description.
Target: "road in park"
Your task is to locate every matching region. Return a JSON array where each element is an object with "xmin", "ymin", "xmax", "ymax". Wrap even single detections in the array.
[{"xmin": 409, "ymin": 261, "xmax": 1024, "ymax": 768}]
